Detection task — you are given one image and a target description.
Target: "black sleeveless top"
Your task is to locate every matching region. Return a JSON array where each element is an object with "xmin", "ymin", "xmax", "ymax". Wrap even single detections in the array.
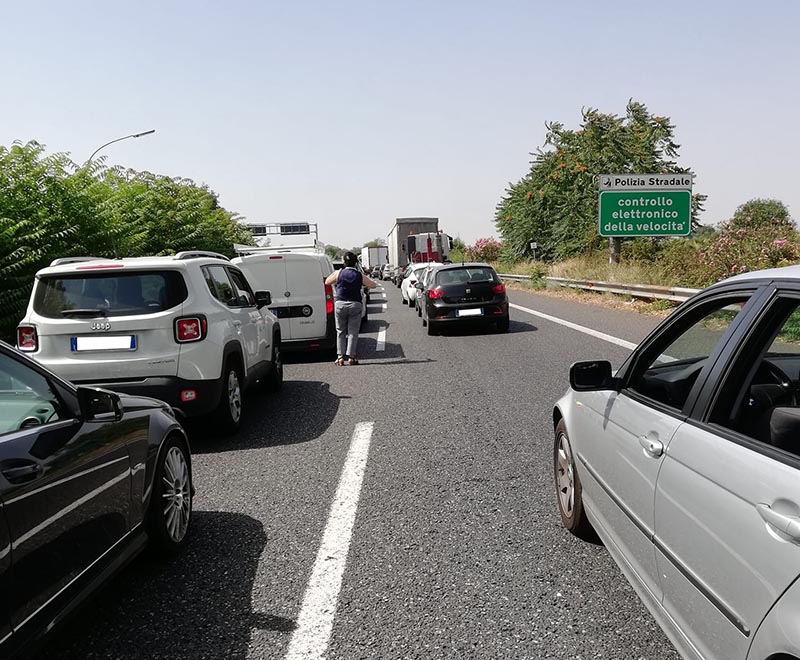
[{"xmin": 335, "ymin": 268, "xmax": 362, "ymax": 302}]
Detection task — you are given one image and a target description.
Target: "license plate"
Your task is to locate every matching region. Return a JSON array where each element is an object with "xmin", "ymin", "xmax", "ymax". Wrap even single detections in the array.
[
  {"xmin": 456, "ymin": 308, "xmax": 483, "ymax": 317},
  {"xmin": 71, "ymin": 335, "xmax": 137, "ymax": 351}
]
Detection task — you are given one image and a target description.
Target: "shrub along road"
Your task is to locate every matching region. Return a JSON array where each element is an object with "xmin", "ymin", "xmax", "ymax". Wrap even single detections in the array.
[{"xmin": 38, "ymin": 285, "xmax": 674, "ymax": 660}]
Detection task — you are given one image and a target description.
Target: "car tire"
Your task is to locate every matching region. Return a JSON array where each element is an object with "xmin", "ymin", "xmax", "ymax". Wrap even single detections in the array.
[
  {"xmin": 216, "ymin": 360, "xmax": 243, "ymax": 435},
  {"xmin": 264, "ymin": 342, "xmax": 283, "ymax": 392},
  {"xmin": 496, "ymin": 316, "xmax": 510, "ymax": 332},
  {"xmin": 427, "ymin": 321, "xmax": 438, "ymax": 336},
  {"xmin": 147, "ymin": 436, "xmax": 192, "ymax": 554},
  {"xmin": 554, "ymin": 419, "xmax": 595, "ymax": 540}
]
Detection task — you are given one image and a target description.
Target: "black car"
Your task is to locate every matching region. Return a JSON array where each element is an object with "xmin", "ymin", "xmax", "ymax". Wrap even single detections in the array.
[
  {"xmin": 417, "ymin": 262, "xmax": 509, "ymax": 335},
  {"xmin": 0, "ymin": 341, "xmax": 192, "ymax": 658}
]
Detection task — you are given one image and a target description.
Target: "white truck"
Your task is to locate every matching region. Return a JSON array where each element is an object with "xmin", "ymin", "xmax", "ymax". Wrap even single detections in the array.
[
  {"xmin": 387, "ymin": 217, "xmax": 439, "ymax": 268},
  {"xmin": 360, "ymin": 246, "xmax": 389, "ymax": 270}
]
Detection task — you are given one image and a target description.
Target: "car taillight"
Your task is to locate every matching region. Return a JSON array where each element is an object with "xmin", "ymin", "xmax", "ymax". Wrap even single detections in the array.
[
  {"xmin": 324, "ymin": 281, "xmax": 334, "ymax": 314},
  {"xmin": 428, "ymin": 288, "xmax": 444, "ymax": 300},
  {"xmin": 493, "ymin": 283, "xmax": 506, "ymax": 295},
  {"xmin": 174, "ymin": 315, "xmax": 207, "ymax": 343},
  {"xmin": 17, "ymin": 326, "xmax": 38, "ymax": 352}
]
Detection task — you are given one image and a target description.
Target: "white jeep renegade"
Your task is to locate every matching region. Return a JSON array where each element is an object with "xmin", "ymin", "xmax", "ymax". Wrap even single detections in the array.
[{"xmin": 16, "ymin": 251, "xmax": 282, "ymax": 433}]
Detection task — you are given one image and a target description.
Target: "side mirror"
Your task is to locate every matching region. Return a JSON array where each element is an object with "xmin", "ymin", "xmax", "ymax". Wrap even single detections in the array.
[
  {"xmin": 569, "ymin": 360, "xmax": 617, "ymax": 392},
  {"xmin": 255, "ymin": 290, "xmax": 272, "ymax": 308},
  {"xmin": 78, "ymin": 387, "xmax": 123, "ymax": 422},
  {"xmin": 414, "ymin": 282, "xmax": 423, "ymax": 290}
]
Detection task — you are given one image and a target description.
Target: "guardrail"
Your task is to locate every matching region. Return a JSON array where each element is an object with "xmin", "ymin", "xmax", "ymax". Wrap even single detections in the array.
[{"xmin": 498, "ymin": 274, "xmax": 701, "ymax": 303}]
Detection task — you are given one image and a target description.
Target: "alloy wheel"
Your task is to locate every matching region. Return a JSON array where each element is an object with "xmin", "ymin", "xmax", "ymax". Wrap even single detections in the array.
[
  {"xmin": 162, "ymin": 446, "xmax": 191, "ymax": 542},
  {"xmin": 556, "ymin": 432, "xmax": 575, "ymax": 517},
  {"xmin": 228, "ymin": 369, "xmax": 242, "ymax": 422}
]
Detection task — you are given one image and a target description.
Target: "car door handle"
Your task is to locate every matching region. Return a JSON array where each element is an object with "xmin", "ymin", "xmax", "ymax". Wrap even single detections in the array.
[
  {"xmin": 639, "ymin": 435, "xmax": 664, "ymax": 458},
  {"xmin": 1, "ymin": 462, "xmax": 43, "ymax": 484},
  {"xmin": 756, "ymin": 503, "xmax": 800, "ymax": 540}
]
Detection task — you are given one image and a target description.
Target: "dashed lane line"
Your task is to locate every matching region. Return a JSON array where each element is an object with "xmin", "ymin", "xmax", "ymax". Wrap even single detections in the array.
[
  {"xmin": 376, "ymin": 327, "xmax": 386, "ymax": 351},
  {"xmin": 509, "ymin": 303, "xmax": 638, "ymax": 350},
  {"xmin": 283, "ymin": 422, "xmax": 375, "ymax": 660}
]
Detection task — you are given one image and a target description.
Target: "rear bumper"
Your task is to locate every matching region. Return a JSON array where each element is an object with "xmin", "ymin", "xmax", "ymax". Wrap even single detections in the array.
[
  {"xmin": 72, "ymin": 376, "xmax": 223, "ymax": 418},
  {"xmin": 282, "ymin": 313, "xmax": 336, "ymax": 352},
  {"xmin": 426, "ymin": 299, "xmax": 509, "ymax": 322}
]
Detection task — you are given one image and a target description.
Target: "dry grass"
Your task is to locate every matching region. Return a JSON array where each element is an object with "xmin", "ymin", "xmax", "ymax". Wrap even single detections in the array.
[{"xmin": 547, "ymin": 253, "xmax": 677, "ymax": 285}]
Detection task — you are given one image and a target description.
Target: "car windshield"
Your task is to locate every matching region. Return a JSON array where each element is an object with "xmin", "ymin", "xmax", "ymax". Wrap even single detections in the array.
[
  {"xmin": 34, "ymin": 271, "xmax": 188, "ymax": 318},
  {"xmin": 436, "ymin": 267, "xmax": 497, "ymax": 286}
]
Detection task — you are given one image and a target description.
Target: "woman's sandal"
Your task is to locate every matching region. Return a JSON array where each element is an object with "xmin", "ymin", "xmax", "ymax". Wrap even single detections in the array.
[
  {"xmin": 347, "ymin": 357, "xmax": 359, "ymax": 366},
  {"xmin": 335, "ymin": 356, "xmax": 345, "ymax": 366}
]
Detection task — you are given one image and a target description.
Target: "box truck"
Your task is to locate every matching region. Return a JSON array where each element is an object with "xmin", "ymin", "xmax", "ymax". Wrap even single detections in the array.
[
  {"xmin": 360, "ymin": 246, "xmax": 389, "ymax": 270},
  {"xmin": 387, "ymin": 217, "xmax": 439, "ymax": 268}
]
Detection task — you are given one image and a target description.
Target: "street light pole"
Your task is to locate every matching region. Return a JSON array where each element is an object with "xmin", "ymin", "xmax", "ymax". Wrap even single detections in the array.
[{"xmin": 87, "ymin": 129, "xmax": 155, "ymax": 163}]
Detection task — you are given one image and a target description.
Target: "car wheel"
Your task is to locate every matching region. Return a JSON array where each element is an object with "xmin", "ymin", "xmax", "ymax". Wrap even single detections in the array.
[
  {"xmin": 427, "ymin": 321, "xmax": 438, "ymax": 336},
  {"xmin": 216, "ymin": 360, "xmax": 243, "ymax": 434},
  {"xmin": 554, "ymin": 419, "xmax": 594, "ymax": 540},
  {"xmin": 264, "ymin": 342, "xmax": 283, "ymax": 392},
  {"xmin": 148, "ymin": 436, "xmax": 192, "ymax": 554},
  {"xmin": 496, "ymin": 316, "xmax": 510, "ymax": 332}
]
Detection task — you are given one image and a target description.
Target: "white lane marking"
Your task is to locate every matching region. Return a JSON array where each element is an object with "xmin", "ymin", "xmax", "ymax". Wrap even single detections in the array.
[
  {"xmin": 376, "ymin": 327, "xmax": 386, "ymax": 351},
  {"xmin": 284, "ymin": 422, "xmax": 375, "ymax": 660},
  {"xmin": 509, "ymin": 303, "xmax": 638, "ymax": 350},
  {"xmin": 382, "ymin": 303, "xmax": 387, "ymax": 311}
]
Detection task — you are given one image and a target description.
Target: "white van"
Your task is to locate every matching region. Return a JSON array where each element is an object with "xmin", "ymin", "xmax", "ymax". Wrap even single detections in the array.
[{"xmin": 232, "ymin": 250, "xmax": 336, "ymax": 352}]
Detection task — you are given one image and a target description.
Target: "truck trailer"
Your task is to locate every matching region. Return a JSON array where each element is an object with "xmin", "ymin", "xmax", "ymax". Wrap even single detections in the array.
[
  {"xmin": 387, "ymin": 217, "xmax": 439, "ymax": 268},
  {"xmin": 360, "ymin": 246, "xmax": 389, "ymax": 270}
]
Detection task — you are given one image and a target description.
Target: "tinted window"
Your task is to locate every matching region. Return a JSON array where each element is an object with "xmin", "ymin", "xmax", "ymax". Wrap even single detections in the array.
[
  {"xmin": 628, "ymin": 296, "xmax": 750, "ymax": 410},
  {"xmin": 203, "ymin": 265, "xmax": 236, "ymax": 304},
  {"xmin": 228, "ymin": 269, "xmax": 255, "ymax": 306},
  {"xmin": 436, "ymin": 267, "xmax": 497, "ymax": 286},
  {"xmin": 34, "ymin": 271, "xmax": 187, "ymax": 318},
  {"xmin": 0, "ymin": 353, "xmax": 64, "ymax": 435}
]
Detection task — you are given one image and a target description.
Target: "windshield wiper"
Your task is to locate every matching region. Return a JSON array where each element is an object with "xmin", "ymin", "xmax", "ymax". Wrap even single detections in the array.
[{"xmin": 60, "ymin": 308, "xmax": 108, "ymax": 318}]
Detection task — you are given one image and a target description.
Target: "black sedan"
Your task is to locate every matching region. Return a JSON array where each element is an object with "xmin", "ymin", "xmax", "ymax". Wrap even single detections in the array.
[
  {"xmin": 0, "ymin": 341, "xmax": 192, "ymax": 658},
  {"xmin": 417, "ymin": 262, "xmax": 509, "ymax": 335}
]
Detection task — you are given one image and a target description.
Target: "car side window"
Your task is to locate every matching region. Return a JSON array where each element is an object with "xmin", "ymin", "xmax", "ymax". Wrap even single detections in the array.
[
  {"xmin": 626, "ymin": 296, "xmax": 751, "ymax": 411},
  {"xmin": 203, "ymin": 265, "xmax": 236, "ymax": 305},
  {"xmin": 227, "ymin": 269, "xmax": 255, "ymax": 306},
  {"xmin": 0, "ymin": 353, "xmax": 64, "ymax": 436},
  {"xmin": 710, "ymin": 297, "xmax": 800, "ymax": 455}
]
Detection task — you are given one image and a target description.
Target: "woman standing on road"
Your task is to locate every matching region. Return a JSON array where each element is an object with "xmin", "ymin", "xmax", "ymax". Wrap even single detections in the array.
[{"xmin": 325, "ymin": 252, "xmax": 377, "ymax": 365}]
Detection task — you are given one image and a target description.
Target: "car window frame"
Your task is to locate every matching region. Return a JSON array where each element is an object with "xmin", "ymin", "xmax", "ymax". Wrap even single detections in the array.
[
  {"xmin": 226, "ymin": 267, "xmax": 256, "ymax": 308},
  {"xmin": 683, "ymin": 282, "xmax": 800, "ymax": 470},
  {"xmin": 618, "ymin": 286, "xmax": 765, "ymax": 419}
]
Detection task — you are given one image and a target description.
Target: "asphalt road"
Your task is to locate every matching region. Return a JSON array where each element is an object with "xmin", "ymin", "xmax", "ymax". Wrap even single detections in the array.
[{"xmin": 38, "ymin": 284, "xmax": 677, "ymax": 660}]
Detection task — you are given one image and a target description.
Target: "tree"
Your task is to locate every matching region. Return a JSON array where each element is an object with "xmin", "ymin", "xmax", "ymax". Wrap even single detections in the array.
[
  {"xmin": 363, "ymin": 237, "xmax": 386, "ymax": 248},
  {"xmin": 0, "ymin": 140, "xmax": 250, "ymax": 342},
  {"xmin": 495, "ymin": 100, "xmax": 705, "ymax": 262},
  {"xmin": 324, "ymin": 244, "xmax": 344, "ymax": 259}
]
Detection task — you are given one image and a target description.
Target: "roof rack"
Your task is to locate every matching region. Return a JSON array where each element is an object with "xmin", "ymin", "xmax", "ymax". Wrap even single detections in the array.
[
  {"xmin": 234, "ymin": 242, "xmax": 326, "ymax": 256},
  {"xmin": 173, "ymin": 251, "xmax": 230, "ymax": 262},
  {"xmin": 49, "ymin": 256, "xmax": 105, "ymax": 267}
]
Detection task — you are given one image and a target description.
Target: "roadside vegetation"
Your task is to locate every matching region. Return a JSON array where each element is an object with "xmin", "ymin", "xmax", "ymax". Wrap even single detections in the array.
[{"xmin": 0, "ymin": 140, "xmax": 252, "ymax": 342}]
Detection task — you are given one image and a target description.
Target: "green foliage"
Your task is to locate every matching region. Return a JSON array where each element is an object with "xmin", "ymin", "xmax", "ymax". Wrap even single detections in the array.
[
  {"xmin": 496, "ymin": 100, "xmax": 705, "ymax": 262},
  {"xmin": 0, "ymin": 140, "xmax": 251, "ymax": 342},
  {"xmin": 324, "ymin": 244, "xmax": 344, "ymax": 259},
  {"xmin": 363, "ymin": 237, "xmax": 386, "ymax": 248}
]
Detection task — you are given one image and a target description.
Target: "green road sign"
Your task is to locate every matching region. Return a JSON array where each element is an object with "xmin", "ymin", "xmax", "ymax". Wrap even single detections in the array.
[{"xmin": 599, "ymin": 190, "xmax": 691, "ymax": 237}]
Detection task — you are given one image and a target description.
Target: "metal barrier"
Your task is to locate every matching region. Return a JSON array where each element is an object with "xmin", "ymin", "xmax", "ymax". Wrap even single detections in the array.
[{"xmin": 498, "ymin": 274, "xmax": 700, "ymax": 303}]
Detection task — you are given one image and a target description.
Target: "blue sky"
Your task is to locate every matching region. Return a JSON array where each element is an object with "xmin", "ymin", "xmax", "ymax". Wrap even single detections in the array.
[{"xmin": 1, "ymin": 1, "xmax": 798, "ymax": 248}]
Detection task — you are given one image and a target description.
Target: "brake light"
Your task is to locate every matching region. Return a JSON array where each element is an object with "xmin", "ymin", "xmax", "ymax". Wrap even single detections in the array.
[
  {"xmin": 269, "ymin": 255, "xmax": 283, "ymax": 260},
  {"xmin": 493, "ymin": 283, "xmax": 506, "ymax": 295},
  {"xmin": 174, "ymin": 315, "xmax": 207, "ymax": 343},
  {"xmin": 76, "ymin": 263, "xmax": 125, "ymax": 270},
  {"xmin": 17, "ymin": 326, "xmax": 38, "ymax": 352},
  {"xmin": 428, "ymin": 288, "xmax": 444, "ymax": 300},
  {"xmin": 324, "ymin": 281, "xmax": 334, "ymax": 314}
]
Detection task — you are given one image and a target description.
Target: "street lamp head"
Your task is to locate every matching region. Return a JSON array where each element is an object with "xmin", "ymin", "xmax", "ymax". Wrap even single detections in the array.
[{"xmin": 132, "ymin": 129, "xmax": 156, "ymax": 138}]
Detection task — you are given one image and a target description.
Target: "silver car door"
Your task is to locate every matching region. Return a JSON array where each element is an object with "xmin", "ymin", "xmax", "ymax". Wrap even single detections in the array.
[{"xmin": 655, "ymin": 293, "xmax": 800, "ymax": 660}]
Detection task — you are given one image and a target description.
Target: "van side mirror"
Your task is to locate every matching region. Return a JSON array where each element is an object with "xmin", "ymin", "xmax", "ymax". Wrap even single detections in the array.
[
  {"xmin": 569, "ymin": 361, "xmax": 617, "ymax": 391},
  {"xmin": 78, "ymin": 387, "xmax": 123, "ymax": 422},
  {"xmin": 255, "ymin": 291, "xmax": 271, "ymax": 308}
]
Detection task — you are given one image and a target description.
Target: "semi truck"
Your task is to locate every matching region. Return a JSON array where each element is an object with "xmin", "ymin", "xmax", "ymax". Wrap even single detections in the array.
[
  {"xmin": 387, "ymin": 217, "xmax": 439, "ymax": 268},
  {"xmin": 407, "ymin": 231, "xmax": 452, "ymax": 264},
  {"xmin": 360, "ymin": 246, "xmax": 389, "ymax": 270}
]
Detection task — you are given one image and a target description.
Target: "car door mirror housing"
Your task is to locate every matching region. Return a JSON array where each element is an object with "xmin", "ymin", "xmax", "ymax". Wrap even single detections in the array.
[
  {"xmin": 569, "ymin": 360, "xmax": 617, "ymax": 391},
  {"xmin": 255, "ymin": 291, "xmax": 271, "ymax": 308},
  {"xmin": 77, "ymin": 387, "xmax": 123, "ymax": 422}
]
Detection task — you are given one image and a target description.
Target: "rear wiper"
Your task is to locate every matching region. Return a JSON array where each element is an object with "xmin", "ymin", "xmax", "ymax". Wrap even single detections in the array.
[{"xmin": 60, "ymin": 308, "xmax": 108, "ymax": 318}]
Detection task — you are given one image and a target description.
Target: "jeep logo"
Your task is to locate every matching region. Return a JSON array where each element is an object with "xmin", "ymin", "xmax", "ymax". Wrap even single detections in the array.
[{"xmin": 91, "ymin": 322, "xmax": 111, "ymax": 331}]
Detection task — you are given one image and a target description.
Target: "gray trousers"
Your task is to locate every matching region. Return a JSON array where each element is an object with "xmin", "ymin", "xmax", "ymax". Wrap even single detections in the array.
[{"xmin": 334, "ymin": 300, "xmax": 363, "ymax": 357}]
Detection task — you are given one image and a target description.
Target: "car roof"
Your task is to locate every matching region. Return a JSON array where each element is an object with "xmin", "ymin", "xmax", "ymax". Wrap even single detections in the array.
[
  {"xmin": 717, "ymin": 264, "xmax": 800, "ymax": 285},
  {"xmin": 434, "ymin": 262, "xmax": 492, "ymax": 270},
  {"xmin": 36, "ymin": 254, "xmax": 234, "ymax": 277}
]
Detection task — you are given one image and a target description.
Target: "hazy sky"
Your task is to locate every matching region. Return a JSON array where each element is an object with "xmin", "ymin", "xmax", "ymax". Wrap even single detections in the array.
[{"xmin": 2, "ymin": 1, "xmax": 798, "ymax": 249}]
